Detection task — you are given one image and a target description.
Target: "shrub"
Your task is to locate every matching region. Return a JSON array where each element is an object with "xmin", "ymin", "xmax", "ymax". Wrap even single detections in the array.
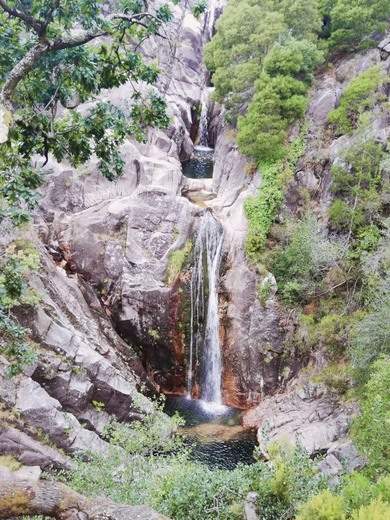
[
  {"xmin": 244, "ymin": 130, "xmax": 308, "ymax": 261},
  {"xmin": 271, "ymin": 213, "xmax": 344, "ymax": 303},
  {"xmin": 341, "ymin": 472, "xmax": 377, "ymax": 513},
  {"xmin": 328, "ymin": 138, "xmax": 385, "ymax": 234},
  {"xmin": 351, "ymin": 286, "xmax": 390, "ymax": 382},
  {"xmin": 352, "ymin": 499, "xmax": 390, "ymax": 519},
  {"xmin": 328, "ymin": 67, "xmax": 382, "ymax": 134},
  {"xmin": 0, "ymin": 242, "xmax": 41, "ymax": 375},
  {"xmin": 351, "ymin": 357, "xmax": 390, "ymax": 477},
  {"xmin": 296, "ymin": 490, "xmax": 346, "ymax": 520},
  {"xmin": 66, "ymin": 413, "xmax": 326, "ymax": 520}
]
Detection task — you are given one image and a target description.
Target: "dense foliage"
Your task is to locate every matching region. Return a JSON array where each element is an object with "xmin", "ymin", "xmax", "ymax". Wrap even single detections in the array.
[
  {"xmin": 244, "ymin": 128, "xmax": 308, "ymax": 258},
  {"xmin": 237, "ymin": 40, "xmax": 323, "ymax": 162},
  {"xmin": 63, "ymin": 399, "xmax": 327, "ymax": 520},
  {"xmin": 204, "ymin": 0, "xmax": 390, "ymax": 517},
  {"xmin": 328, "ymin": 66, "xmax": 383, "ymax": 134}
]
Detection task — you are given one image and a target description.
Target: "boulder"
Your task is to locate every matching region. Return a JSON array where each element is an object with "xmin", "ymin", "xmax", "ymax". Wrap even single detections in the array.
[
  {"xmin": 378, "ymin": 36, "xmax": 390, "ymax": 60},
  {"xmin": 243, "ymin": 380, "xmax": 358, "ymax": 456}
]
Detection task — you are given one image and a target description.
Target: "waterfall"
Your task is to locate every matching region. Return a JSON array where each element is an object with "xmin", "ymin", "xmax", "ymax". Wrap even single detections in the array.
[
  {"xmin": 198, "ymin": 102, "xmax": 210, "ymax": 148},
  {"xmin": 188, "ymin": 211, "xmax": 224, "ymax": 404},
  {"xmin": 195, "ymin": 89, "xmax": 213, "ymax": 152}
]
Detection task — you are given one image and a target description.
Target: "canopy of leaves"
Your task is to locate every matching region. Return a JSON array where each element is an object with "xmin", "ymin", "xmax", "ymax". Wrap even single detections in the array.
[
  {"xmin": 204, "ymin": 0, "xmax": 322, "ymax": 121},
  {"xmin": 322, "ymin": 0, "xmax": 390, "ymax": 50},
  {"xmin": 237, "ymin": 39, "xmax": 323, "ymax": 162}
]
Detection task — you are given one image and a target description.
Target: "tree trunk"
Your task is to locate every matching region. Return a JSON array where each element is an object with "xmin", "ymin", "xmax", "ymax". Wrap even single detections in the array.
[{"xmin": 0, "ymin": 478, "xmax": 169, "ymax": 519}]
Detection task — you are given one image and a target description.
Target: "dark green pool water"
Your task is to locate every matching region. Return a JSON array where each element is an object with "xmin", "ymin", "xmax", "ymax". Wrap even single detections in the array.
[
  {"xmin": 182, "ymin": 147, "xmax": 214, "ymax": 179},
  {"xmin": 165, "ymin": 396, "xmax": 257, "ymax": 470}
]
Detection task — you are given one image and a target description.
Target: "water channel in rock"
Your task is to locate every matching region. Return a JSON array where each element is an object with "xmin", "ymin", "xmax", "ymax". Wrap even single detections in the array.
[{"xmin": 171, "ymin": 99, "xmax": 257, "ymax": 470}]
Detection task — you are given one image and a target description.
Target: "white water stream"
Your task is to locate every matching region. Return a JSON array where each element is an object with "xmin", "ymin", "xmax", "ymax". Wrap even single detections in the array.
[{"xmin": 188, "ymin": 211, "xmax": 224, "ymax": 405}]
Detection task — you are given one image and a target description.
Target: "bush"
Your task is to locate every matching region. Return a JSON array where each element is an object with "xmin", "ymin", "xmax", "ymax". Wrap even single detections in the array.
[
  {"xmin": 66, "ymin": 413, "xmax": 326, "ymax": 520},
  {"xmin": 351, "ymin": 357, "xmax": 390, "ymax": 477},
  {"xmin": 244, "ymin": 130, "xmax": 308, "ymax": 261},
  {"xmin": 328, "ymin": 67, "xmax": 382, "ymax": 134},
  {"xmin": 0, "ymin": 241, "xmax": 41, "ymax": 375},
  {"xmin": 351, "ymin": 286, "xmax": 390, "ymax": 381},
  {"xmin": 352, "ymin": 499, "xmax": 390, "ymax": 520},
  {"xmin": 296, "ymin": 490, "xmax": 346, "ymax": 520},
  {"xmin": 328, "ymin": 138, "xmax": 385, "ymax": 234},
  {"xmin": 341, "ymin": 472, "xmax": 377, "ymax": 513},
  {"xmin": 271, "ymin": 213, "xmax": 344, "ymax": 303}
]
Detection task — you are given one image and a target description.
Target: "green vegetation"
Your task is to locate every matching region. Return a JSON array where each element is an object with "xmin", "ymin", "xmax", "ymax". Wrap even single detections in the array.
[
  {"xmin": 148, "ymin": 329, "xmax": 161, "ymax": 341},
  {"xmin": 0, "ymin": 454, "xmax": 21, "ymax": 471},
  {"xmin": 166, "ymin": 240, "xmax": 193, "ymax": 284},
  {"xmin": 271, "ymin": 213, "xmax": 345, "ymax": 303},
  {"xmin": 64, "ymin": 398, "xmax": 326, "ymax": 519},
  {"xmin": 297, "ymin": 490, "xmax": 346, "ymax": 520},
  {"xmin": 328, "ymin": 67, "xmax": 383, "ymax": 134},
  {"xmin": 352, "ymin": 357, "xmax": 390, "ymax": 477},
  {"xmin": 328, "ymin": 138, "xmax": 385, "ymax": 233},
  {"xmin": 205, "ymin": 0, "xmax": 390, "ymax": 255},
  {"xmin": 322, "ymin": 0, "xmax": 390, "ymax": 50},
  {"xmin": 237, "ymin": 39, "xmax": 323, "ymax": 162},
  {"xmin": 244, "ymin": 128, "xmax": 308, "ymax": 260},
  {"xmin": 0, "ymin": 241, "xmax": 41, "ymax": 375}
]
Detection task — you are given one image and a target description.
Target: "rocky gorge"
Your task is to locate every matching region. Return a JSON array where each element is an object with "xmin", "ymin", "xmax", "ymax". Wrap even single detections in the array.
[{"xmin": 1, "ymin": 0, "xmax": 390, "ymax": 516}]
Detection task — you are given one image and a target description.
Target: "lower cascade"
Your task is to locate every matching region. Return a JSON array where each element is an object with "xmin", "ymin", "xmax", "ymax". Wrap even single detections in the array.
[{"xmin": 188, "ymin": 211, "xmax": 225, "ymax": 404}]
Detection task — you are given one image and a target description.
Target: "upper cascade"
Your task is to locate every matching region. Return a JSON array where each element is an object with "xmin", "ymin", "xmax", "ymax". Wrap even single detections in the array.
[{"xmin": 195, "ymin": 88, "xmax": 214, "ymax": 152}]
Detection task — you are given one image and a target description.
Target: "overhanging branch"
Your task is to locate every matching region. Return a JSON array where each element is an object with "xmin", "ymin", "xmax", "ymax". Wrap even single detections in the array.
[{"xmin": 0, "ymin": 0, "xmax": 44, "ymax": 34}]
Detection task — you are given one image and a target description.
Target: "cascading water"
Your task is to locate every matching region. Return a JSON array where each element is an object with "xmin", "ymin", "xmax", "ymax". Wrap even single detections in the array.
[
  {"xmin": 188, "ymin": 211, "xmax": 224, "ymax": 404},
  {"xmin": 165, "ymin": 94, "xmax": 257, "ymax": 471},
  {"xmin": 183, "ymin": 90, "xmax": 214, "ymax": 180},
  {"xmin": 198, "ymin": 102, "xmax": 210, "ymax": 148}
]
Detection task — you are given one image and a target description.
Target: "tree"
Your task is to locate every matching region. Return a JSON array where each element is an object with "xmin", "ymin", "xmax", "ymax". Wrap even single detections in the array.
[
  {"xmin": 0, "ymin": 0, "xmax": 204, "ymax": 223},
  {"xmin": 204, "ymin": 0, "xmax": 323, "ymax": 121},
  {"xmin": 320, "ymin": 0, "xmax": 390, "ymax": 50},
  {"xmin": 204, "ymin": 0, "xmax": 287, "ymax": 119},
  {"xmin": 237, "ymin": 39, "xmax": 323, "ymax": 162}
]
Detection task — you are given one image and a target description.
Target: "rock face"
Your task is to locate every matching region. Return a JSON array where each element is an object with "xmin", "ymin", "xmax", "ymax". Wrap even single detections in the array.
[
  {"xmin": 0, "ymin": 220, "xmax": 154, "ymax": 467},
  {"xmin": 243, "ymin": 379, "xmax": 358, "ymax": 457},
  {"xmin": 3, "ymin": 0, "xmax": 387, "ymax": 476},
  {"xmin": 204, "ymin": 128, "xmax": 284, "ymax": 408},
  {"xmin": 31, "ymin": 2, "xmax": 217, "ymax": 401},
  {"xmin": 378, "ymin": 35, "xmax": 390, "ymax": 60}
]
